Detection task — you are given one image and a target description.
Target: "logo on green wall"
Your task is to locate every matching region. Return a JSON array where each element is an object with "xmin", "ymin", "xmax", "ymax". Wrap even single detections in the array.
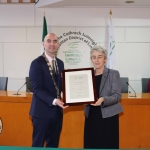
[{"xmin": 57, "ymin": 31, "xmax": 97, "ymax": 67}]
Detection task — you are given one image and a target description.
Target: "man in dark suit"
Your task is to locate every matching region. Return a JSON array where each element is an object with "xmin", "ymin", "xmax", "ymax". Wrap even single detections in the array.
[{"xmin": 29, "ymin": 33, "xmax": 68, "ymax": 147}]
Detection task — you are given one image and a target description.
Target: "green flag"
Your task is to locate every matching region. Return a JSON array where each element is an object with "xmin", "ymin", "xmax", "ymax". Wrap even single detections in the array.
[
  {"xmin": 41, "ymin": 16, "xmax": 48, "ymax": 54},
  {"xmin": 42, "ymin": 16, "xmax": 48, "ymax": 42}
]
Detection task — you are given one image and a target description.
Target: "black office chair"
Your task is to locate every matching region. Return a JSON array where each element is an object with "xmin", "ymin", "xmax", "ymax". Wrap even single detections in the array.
[
  {"xmin": 120, "ymin": 77, "xmax": 128, "ymax": 93},
  {"xmin": 0, "ymin": 77, "xmax": 8, "ymax": 91},
  {"xmin": 141, "ymin": 78, "xmax": 150, "ymax": 93},
  {"xmin": 25, "ymin": 77, "xmax": 32, "ymax": 92}
]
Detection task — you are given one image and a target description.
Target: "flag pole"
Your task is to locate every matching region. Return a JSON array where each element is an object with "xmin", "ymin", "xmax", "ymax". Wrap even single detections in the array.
[
  {"xmin": 109, "ymin": 10, "xmax": 112, "ymax": 27},
  {"xmin": 109, "ymin": 9, "xmax": 112, "ymax": 18},
  {"xmin": 41, "ymin": 10, "xmax": 48, "ymax": 54},
  {"xmin": 44, "ymin": 9, "xmax": 45, "ymax": 16}
]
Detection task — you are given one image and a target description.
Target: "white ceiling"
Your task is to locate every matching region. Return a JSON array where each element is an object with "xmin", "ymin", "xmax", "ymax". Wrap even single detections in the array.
[{"xmin": 35, "ymin": 0, "xmax": 150, "ymax": 8}]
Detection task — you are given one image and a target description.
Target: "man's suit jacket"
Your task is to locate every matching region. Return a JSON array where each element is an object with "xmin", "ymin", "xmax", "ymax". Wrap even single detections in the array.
[
  {"xmin": 29, "ymin": 55, "xmax": 64, "ymax": 119},
  {"xmin": 85, "ymin": 66, "xmax": 123, "ymax": 118}
]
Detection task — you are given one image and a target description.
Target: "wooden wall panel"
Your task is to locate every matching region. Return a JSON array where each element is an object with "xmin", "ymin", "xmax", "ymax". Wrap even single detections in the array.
[
  {"xmin": 59, "ymin": 106, "xmax": 84, "ymax": 148},
  {"xmin": 0, "ymin": 102, "xmax": 32, "ymax": 146},
  {"xmin": 0, "ymin": 92, "xmax": 150, "ymax": 148},
  {"xmin": 119, "ymin": 105, "xmax": 150, "ymax": 148}
]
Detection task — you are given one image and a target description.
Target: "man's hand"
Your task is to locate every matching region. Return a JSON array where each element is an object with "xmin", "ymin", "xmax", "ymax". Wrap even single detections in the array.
[
  {"xmin": 55, "ymin": 99, "xmax": 69, "ymax": 109},
  {"xmin": 90, "ymin": 97, "xmax": 104, "ymax": 106}
]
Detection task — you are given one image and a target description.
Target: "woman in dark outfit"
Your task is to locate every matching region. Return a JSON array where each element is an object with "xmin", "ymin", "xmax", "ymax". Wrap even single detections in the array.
[{"xmin": 84, "ymin": 46, "xmax": 123, "ymax": 149}]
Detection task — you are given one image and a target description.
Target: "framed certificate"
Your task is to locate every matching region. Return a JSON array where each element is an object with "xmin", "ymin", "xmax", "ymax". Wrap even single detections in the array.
[{"xmin": 62, "ymin": 68, "xmax": 97, "ymax": 105}]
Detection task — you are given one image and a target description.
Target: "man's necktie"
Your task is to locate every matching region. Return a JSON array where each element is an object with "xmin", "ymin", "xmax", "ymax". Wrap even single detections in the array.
[{"xmin": 52, "ymin": 60, "xmax": 56, "ymax": 75}]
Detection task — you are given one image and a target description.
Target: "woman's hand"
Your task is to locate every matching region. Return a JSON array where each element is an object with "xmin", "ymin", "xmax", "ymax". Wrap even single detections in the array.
[{"xmin": 90, "ymin": 97, "xmax": 104, "ymax": 106}]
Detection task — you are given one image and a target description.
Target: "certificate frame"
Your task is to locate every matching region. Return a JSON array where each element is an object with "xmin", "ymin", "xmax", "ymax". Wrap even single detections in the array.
[{"xmin": 62, "ymin": 68, "xmax": 97, "ymax": 105}]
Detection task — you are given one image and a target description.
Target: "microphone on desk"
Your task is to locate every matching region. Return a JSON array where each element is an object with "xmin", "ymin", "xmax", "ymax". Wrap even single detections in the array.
[
  {"xmin": 126, "ymin": 82, "xmax": 136, "ymax": 97},
  {"xmin": 13, "ymin": 82, "xmax": 27, "ymax": 95}
]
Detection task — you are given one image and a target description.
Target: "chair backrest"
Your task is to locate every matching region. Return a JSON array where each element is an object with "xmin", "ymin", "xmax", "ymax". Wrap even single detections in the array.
[
  {"xmin": 120, "ymin": 77, "xmax": 128, "ymax": 93},
  {"xmin": 25, "ymin": 77, "xmax": 32, "ymax": 92},
  {"xmin": 0, "ymin": 77, "xmax": 8, "ymax": 91},
  {"xmin": 141, "ymin": 78, "xmax": 150, "ymax": 93}
]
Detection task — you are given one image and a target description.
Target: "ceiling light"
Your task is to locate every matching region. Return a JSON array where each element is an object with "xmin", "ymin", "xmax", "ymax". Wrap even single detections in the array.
[{"xmin": 125, "ymin": 1, "xmax": 134, "ymax": 3}]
